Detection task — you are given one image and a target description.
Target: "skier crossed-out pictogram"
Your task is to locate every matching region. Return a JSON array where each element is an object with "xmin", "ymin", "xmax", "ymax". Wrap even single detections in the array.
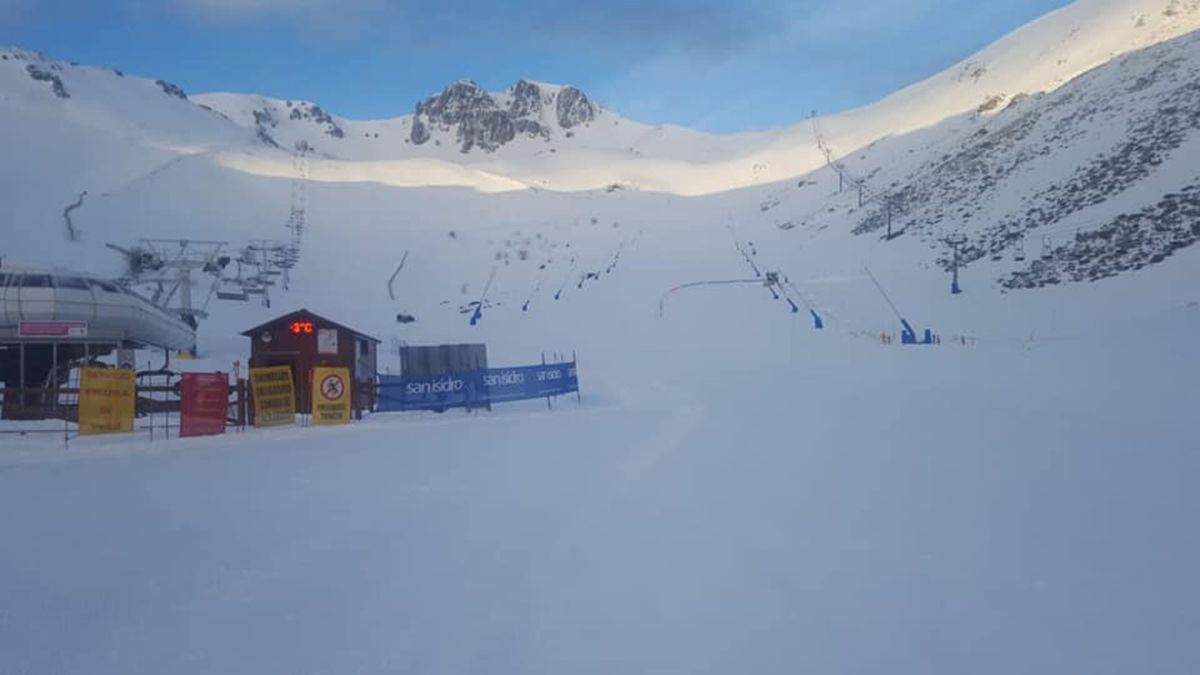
[{"xmin": 320, "ymin": 373, "xmax": 345, "ymax": 401}]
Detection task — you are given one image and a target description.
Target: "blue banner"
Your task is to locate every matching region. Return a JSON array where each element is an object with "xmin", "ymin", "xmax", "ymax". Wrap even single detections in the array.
[
  {"xmin": 377, "ymin": 362, "xmax": 578, "ymax": 412},
  {"xmin": 377, "ymin": 370, "xmax": 489, "ymax": 412},
  {"xmin": 483, "ymin": 363, "xmax": 578, "ymax": 403}
]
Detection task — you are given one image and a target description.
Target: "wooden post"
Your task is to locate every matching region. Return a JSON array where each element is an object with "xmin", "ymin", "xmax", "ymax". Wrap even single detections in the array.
[{"xmin": 245, "ymin": 378, "xmax": 255, "ymax": 428}]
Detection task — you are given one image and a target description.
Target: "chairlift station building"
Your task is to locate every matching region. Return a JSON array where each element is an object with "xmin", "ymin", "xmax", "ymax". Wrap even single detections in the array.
[{"xmin": 0, "ymin": 266, "xmax": 196, "ymax": 418}]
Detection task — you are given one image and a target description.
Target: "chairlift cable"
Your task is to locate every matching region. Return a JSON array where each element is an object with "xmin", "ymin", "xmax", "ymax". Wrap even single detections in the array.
[{"xmin": 864, "ymin": 266, "xmax": 906, "ymax": 323}]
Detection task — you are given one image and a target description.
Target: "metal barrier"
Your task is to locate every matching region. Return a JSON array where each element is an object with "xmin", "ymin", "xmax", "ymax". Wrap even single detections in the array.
[{"xmin": 0, "ymin": 376, "xmax": 251, "ymax": 443}]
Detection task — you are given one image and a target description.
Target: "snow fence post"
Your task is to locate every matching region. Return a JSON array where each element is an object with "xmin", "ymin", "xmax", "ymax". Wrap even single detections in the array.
[{"xmin": 542, "ymin": 352, "xmax": 552, "ymax": 410}]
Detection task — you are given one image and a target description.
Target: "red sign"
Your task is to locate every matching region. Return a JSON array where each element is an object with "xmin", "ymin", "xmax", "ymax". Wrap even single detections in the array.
[
  {"xmin": 180, "ymin": 372, "xmax": 229, "ymax": 438},
  {"xmin": 18, "ymin": 320, "xmax": 88, "ymax": 338},
  {"xmin": 289, "ymin": 321, "xmax": 315, "ymax": 335}
]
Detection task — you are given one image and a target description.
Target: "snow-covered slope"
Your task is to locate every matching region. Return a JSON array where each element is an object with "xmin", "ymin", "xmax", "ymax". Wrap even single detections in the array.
[
  {"xmin": 746, "ymin": 27, "xmax": 1200, "ymax": 294},
  {"xmin": 0, "ymin": 46, "xmax": 262, "ymax": 249}
]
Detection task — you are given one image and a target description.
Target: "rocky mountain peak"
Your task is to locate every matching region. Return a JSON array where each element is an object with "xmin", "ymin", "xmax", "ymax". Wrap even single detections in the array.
[
  {"xmin": 410, "ymin": 79, "xmax": 598, "ymax": 153},
  {"xmin": 508, "ymin": 79, "xmax": 544, "ymax": 119}
]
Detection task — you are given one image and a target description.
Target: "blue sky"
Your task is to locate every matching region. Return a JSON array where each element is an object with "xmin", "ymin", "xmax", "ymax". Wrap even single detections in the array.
[{"xmin": 0, "ymin": 0, "xmax": 1070, "ymax": 132}]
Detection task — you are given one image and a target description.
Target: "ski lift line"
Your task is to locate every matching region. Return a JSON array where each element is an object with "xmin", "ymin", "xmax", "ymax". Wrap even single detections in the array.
[
  {"xmin": 780, "ymin": 278, "xmax": 818, "ymax": 314},
  {"xmin": 480, "ymin": 267, "xmax": 498, "ymax": 301},
  {"xmin": 555, "ymin": 263, "xmax": 577, "ymax": 296},
  {"xmin": 726, "ymin": 223, "xmax": 764, "ymax": 278},
  {"xmin": 1003, "ymin": 211, "xmax": 1118, "ymax": 238},
  {"xmin": 521, "ymin": 277, "xmax": 544, "ymax": 311},
  {"xmin": 811, "ymin": 111, "xmax": 892, "ymax": 209},
  {"xmin": 863, "ymin": 266, "xmax": 906, "ymax": 324},
  {"xmin": 470, "ymin": 267, "xmax": 499, "ymax": 326},
  {"xmin": 200, "ymin": 277, "xmax": 220, "ymax": 313}
]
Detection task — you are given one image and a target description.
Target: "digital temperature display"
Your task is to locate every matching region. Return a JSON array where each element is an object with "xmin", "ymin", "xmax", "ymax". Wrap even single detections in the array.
[{"xmin": 289, "ymin": 321, "xmax": 315, "ymax": 335}]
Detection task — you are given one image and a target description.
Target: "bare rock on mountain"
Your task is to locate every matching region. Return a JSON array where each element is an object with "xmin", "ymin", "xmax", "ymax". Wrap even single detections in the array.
[
  {"xmin": 508, "ymin": 79, "xmax": 544, "ymax": 118},
  {"xmin": 155, "ymin": 79, "xmax": 187, "ymax": 99},
  {"xmin": 410, "ymin": 116, "xmax": 430, "ymax": 145},
  {"xmin": 410, "ymin": 79, "xmax": 597, "ymax": 153},
  {"xmin": 284, "ymin": 101, "xmax": 345, "ymax": 139},
  {"xmin": 556, "ymin": 86, "xmax": 595, "ymax": 129},
  {"xmin": 26, "ymin": 64, "xmax": 69, "ymax": 99},
  {"xmin": 458, "ymin": 108, "xmax": 516, "ymax": 153}
]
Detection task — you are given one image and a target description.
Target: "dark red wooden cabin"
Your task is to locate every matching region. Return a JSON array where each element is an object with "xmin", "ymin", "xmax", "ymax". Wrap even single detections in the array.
[{"xmin": 242, "ymin": 309, "xmax": 379, "ymax": 414}]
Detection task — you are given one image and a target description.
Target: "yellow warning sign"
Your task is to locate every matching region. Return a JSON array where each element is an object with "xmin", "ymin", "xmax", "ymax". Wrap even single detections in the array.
[
  {"xmin": 312, "ymin": 367, "xmax": 352, "ymax": 426},
  {"xmin": 79, "ymin": 367, "xmax": 135, "ymax": 436},
  {"xmin": 250, "ymin": 366, "xmax": 296, "ymax": 428}
]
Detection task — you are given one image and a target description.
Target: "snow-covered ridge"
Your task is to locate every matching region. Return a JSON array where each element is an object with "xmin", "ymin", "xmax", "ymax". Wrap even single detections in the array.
[
  {"xmin": 190, "ymin": 0, "xmax": 1200, "ymax": 194},
  {"xmin": 4, "ymin": 0, "xmax": 1200, "ymax": 200}
]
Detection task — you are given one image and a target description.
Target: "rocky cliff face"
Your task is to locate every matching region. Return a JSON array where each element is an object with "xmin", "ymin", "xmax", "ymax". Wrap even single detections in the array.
[
  {"xmin": 555, "ymin": 86, "xmax": 595, "ymax": 129},
  {"xmin": 410, "ymin": 79, "xmax": 597, "ymax": 153}
]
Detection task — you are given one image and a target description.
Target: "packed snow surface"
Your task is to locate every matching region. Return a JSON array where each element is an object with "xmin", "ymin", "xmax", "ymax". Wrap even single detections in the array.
[
  {"xmin": 2, "ymin": 303, "xmax": 1198, "ymax": 674},
  {"xmin": 2, "ymin": 0, "xmax": 1200, "ymax": 673}
]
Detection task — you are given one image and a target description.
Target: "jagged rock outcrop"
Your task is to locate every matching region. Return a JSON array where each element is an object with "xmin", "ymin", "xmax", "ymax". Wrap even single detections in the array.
[
  {"xmin": 410, "ymin": 116, "xmax": 430, "ymax": 145},
  {"xmin": 410, "ymin": 79, "xmax": 597, "ymax": 153},
  {"xmin": 508, "ymin": 79, "xmax": 543, "ymax": 119},
  {"xmin": 155, "ymin": 79, "xmax": 187, "ymax": 99},
  {"xmin": 556, "ymin": 86, "xmax": 595, "ymax": 129},
  {"xmin": 1002, "ymin": 184, "xmax": 1200, "ymax": 289},
  {"xmin": 26, "ymin": 64, "xmax": 68, "ymax": 99},
  {"xmin": 250, "ymin": 107, "xmax": 282, "ymax": 148},
  {"xmin": 286, "ymin": 101, "xmax": 345, "ymax": 139}
]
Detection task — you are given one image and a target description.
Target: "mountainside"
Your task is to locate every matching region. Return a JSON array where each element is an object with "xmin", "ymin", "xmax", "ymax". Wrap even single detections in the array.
[
  {"xmin": 1, "ymin": 0, "xmax": 1199, "ymax": 307},
  {"xmin": 746, "ymin": 28, "xmax": 1200, "ymax": 294},
  {"xmin": 4, "ymin": 0, "xmax": 1197, "ymax": 203},
  {"xmin": 186, "ymin": 0, "xmax": 1200, "ymax": 194}
]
